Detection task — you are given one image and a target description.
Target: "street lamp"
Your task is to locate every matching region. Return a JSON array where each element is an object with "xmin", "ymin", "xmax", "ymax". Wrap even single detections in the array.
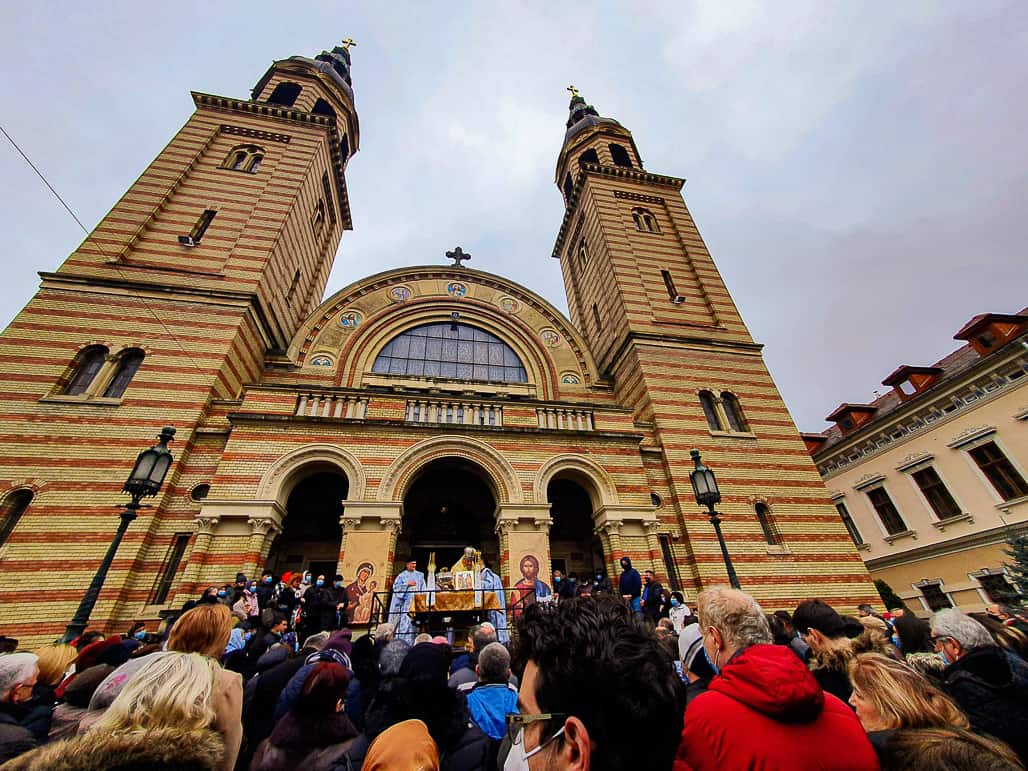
[
  {"xmin": 62, "ymin": 427, "xmax": 176, "ymax": 643},
  {"xmin": 689, "ymin": 448, "xmax": 741, "ymax": 589}
]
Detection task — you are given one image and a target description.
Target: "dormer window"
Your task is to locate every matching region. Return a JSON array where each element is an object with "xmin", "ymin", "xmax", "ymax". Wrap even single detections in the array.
[
  {"xmin": 953, "ymin": 310, "xmax": 1027, "ymax": 357},
  {"xmin": 882, "ymin": 365, "xmax": 943, "ymax": 400},
  {"xmin": 839, "ymin": 416, "xmax": 855, "ymax": 431},
  {"xmin": 826, "ymin": 403, "xmax": 878, "ymax": 434}
]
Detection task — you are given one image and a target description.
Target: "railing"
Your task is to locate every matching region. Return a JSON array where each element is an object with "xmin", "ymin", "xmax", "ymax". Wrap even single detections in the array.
[
  {"xmin": 405, "ymin": 399, "xmax": 502, "ymax": 427},
  {"xmin": 536, "ymin": 407, "xmax": 594, "ymax": 431},
  {"xmin": 295, "ymin": 392, "xmax": 368, "ymax": 419},
  {"xmin": 367, "ymin": 586, "xmax": 539, "ymax": 641}
]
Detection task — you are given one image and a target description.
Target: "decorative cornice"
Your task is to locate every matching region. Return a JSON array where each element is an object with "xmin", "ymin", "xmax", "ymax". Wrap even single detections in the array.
[
  {"xmin": 613, "ymin": 190, "xmax": 665, "ymax": 204},
  {"xmin": 946, "ymin": 425, "xmax": 996, "ymax": 449},
  {"xmin": 895, "ymin": 452, "xmax": 934, "ymax": 472},
  {"xmin": 853, "ymin": 473, "xmax": 886, "ymax": 491},
  {"xmin": 220, "ymin": 124, "xmax": 291, "ymax": 144}
]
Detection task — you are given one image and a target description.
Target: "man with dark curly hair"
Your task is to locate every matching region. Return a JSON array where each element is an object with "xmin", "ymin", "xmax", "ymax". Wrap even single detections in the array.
[{"xmin": 509, "ymin": 595, "xmax": 684, "ymax": 770}]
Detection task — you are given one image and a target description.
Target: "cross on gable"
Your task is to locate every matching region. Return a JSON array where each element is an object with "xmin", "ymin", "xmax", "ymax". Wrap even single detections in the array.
[
  {"xmin": 446, "ymin": 246, "xmax": 471, "ymax": 267},
  {"xmin": 567, "ymin": 84, "xmax": 579, "ymax": 98},
  {"xmin": 340, "ymin": 38, "xmax": 357, "ymax": 50}
]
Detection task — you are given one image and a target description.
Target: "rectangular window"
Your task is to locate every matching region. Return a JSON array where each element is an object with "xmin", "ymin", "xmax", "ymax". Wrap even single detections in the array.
[
  {"xmin": 592, "ymin": 303, "xmax": 602, "ymax": 331},
  {"xmin": 911, "ymin": 466, "xmax": 962, "ymax": 520},
  {"xmin": 867, "ymin": 487, "xmax": 907, "ymax": 535},
  {"xmin": 969, "ymin": 441, "xmax": 1028, "ymax": 501},
  {"xmin": 835, "ymin": 501, "xmax": 863, "ymax": 545},
  {"xmin": 658, "ymin": 534, "xmax": 681, "ymax": 592},
  {"xmin": 151, "ymin": 534, "xmax": 191, "ymax": 605},
  {"xmin": 322, "ymin": 171, "xmax": 338, "ymax": 225},
  {"xmin": 661, "ymin": 270, "xmax": 678, "ymax": 301},
  {"xmin": 919, "ymin": 582, "xmax": 952, "ymax": 611},
  {"xmin": 977, "ymin": 573, "xmax": 1018, "ymax": 603},
  {"xmin": 190, "ymin": 209, "xmax": 217, "ymax": 242}
]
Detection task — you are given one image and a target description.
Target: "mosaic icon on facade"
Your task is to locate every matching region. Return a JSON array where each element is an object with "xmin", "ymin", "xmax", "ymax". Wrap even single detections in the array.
[
  {"xmin": 499, "ymin": 296, "xmax": 521, "ymax": 314},
  {"xmin": 540, "ymin": 328, "xmax": 561, "ymax": 348},
  {"xmin": 340, "ymin": 310, "xmax": 363, "ymax": 329},
  {"xmin": 447, "ymin": 282, "xmax": 468, "ymax": 298},
  {"xmin": 310, "ymin": 355, "xmax": 334, "ymax": 367},
  {"xmin": 561, "ymin": 372, "xmax": 581, "ymax": 384},
  {"xmin": 389, "ymin": 286, "xmax": 412, "ymax": 303}
]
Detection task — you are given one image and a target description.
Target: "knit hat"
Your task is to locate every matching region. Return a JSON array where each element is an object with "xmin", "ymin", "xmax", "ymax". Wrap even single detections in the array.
[{"xmin": 678, "ymin": 623, "xmax": 705, "ymax": 670}]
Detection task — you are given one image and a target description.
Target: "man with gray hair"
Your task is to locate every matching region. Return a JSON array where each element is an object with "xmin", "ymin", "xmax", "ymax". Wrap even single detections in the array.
[
  {"xmin": 448, "ymin": 622, "xmax": 519, "ymax": 689},
  {"xmin": 932, "ymin": 608, "xmax": 1028, "ymax": 762},
  {"xmin": 676, "ymin": 587, "xmax": 875, "ymax": 770},
  {"xmin": 462, "ymin": 642, "xmax": 518, "ymax": 741},
  {"xmin": 0, "ymin": 652, "xmax": 48, "ymax": 763}
]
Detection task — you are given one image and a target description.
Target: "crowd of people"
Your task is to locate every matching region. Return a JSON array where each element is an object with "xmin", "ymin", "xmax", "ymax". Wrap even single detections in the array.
[{"xmin": 0, "ymin": 561, "xmax": 1027, "ymax": 770}]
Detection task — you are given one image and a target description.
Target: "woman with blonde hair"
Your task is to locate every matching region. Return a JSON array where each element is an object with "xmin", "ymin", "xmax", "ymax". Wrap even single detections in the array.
[
  {"xmin": 33, "ymin": 643, "xmax": 78, "ymax": 688},
  {"xmin": 3, "ymin": 652, "xmax": 226, "ymax": 770},
  {"xmin": 848, "ymin": 652, "xmax": 969, "ymax": 761}
]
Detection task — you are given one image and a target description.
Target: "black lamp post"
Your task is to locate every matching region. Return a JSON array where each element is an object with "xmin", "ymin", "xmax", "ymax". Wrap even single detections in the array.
[
  {"xmin": 689, "ymin": 448, "xmax": 741, "ymax": 589},
  {"xmin": 62, "ymin": 427, "xmax": 176, "ymax": 643}
]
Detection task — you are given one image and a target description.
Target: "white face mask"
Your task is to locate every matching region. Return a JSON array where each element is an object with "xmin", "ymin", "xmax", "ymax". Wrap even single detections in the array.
[{"xmin": 503, "ymin": 726, "xmax": 565, "ymax": 771}]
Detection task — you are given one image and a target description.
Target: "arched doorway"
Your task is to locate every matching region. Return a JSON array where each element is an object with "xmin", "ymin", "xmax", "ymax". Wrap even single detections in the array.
[
  {"xmin": 547, "ymin": 477, "xmax": 605, "ymax": 581},
  {"xmin": 266, "ymin": 470, "xmax": 347, "ymax": 578},
  {"xmin": 397, "ymin": 458, "xmax": 498, "ymax": 574}
]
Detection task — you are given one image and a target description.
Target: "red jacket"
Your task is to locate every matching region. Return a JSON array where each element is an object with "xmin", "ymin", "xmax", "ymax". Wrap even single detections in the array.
[{"xmin": 675, "ymin": 644, "xmax": 878, "ymax": 771}]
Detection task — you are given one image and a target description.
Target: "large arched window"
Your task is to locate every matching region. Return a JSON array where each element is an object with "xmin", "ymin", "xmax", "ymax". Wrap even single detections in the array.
[
  {"xmin": 312, "ymin": 98, "xmax": 336, "ymax": 118},
  {"xmin": 372, "ymin": 323, "xmax": 528, "ymax": 383},
  {"xmin": 721, "ymin": 392, "xmax": 749, "ymax": 432},
  {"xmin": 103, "ymin": 349, "xmax": 145, "ymax": 398},
  {"xmin": 266, "ymin": 82, "xmax": 302, "ymax": 107},
  {"xmin": 609, "ymin": 143, "xmax": 633, "ymax": 168},
  {"xmin": 0, "ymin": 489, "xmax": 32, "ymax": 547},
  {"xmin": 64, "ymin": 345, "xmax": 108, "ymax": 395},
  {"xmin": 698, "ymin": 390, "xmax": 723, "ymax": 431}
]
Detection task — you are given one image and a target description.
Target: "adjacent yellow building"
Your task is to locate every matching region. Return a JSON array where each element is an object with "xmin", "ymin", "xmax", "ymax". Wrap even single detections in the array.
[{"xmin": 804, "ymin": 311, "xmax": 1028, "ymax": 614}]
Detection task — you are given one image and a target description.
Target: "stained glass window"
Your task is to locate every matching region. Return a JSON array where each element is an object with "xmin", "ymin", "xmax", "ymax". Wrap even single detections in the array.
[{"xmin": 372, "ymin": 323, "xmax": 527, "ymax": 383}]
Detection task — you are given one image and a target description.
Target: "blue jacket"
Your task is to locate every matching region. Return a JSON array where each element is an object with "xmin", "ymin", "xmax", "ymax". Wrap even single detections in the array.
[
  {"xmin": 619, "ymin": 557, "xmax": 641, "ymax": 599},
  {"xmin": 466, "ymin": 682, "xmax": 519, "ymax": 740}
]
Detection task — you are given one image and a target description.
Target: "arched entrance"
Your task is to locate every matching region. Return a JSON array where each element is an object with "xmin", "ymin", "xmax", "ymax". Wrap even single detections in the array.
[
  {"xmin": 397, "ymin": 458, "xmax": 498, "ymax": 573},
  {"xmin": 547, "ymin": 477, "xmax": 605, "ymax": 581},
  {"xmin": 266, "ymin": 470, "xmax": 347, "ymax": 578}
]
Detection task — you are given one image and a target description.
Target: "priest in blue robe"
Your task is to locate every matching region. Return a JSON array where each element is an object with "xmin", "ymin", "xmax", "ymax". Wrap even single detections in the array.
[
  {"xmin": 389, "ymin": 557, "xmax": 426, "ymax": 641},
  {"xmin": 481, "ymin": 561, "xmax": 509, "ymax": 643}
]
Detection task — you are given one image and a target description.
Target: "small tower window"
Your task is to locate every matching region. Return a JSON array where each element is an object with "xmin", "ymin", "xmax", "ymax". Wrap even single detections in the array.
[
  {"xmin": 0, "ymin": 489, "xmax": 33, "ymax": 548},
  {"xmin": 64, "ymin": 345, "xmax": 109, "ymax": 396},
  {"xmin": 266, "ymin": 82, "xmax": 302, "ymax": 107},
  {"xmin": 609, "ymin": 143, "xmax": 633, "ymax": 168},
  {"xmin": 312, "ymin": 98, "xmax": 336, "ymax": 118},
  {"xmin": 312, "ymin": 199, "xmax": 326, "ymax": 236},
  {"xmin": 183, "ymin": 209, "xmax": 216, "ymax": 245},
  {"xmin": 579, "ymin": 148, "xmax": 599, "ymax": 166},
  {"xmin": 577, "ymin": 239, "xmax": 588, "ymax": 268},
  {"xmin": 755, "ymin": 502, "xmax": 781, "ymax": 546},
  {"xmin": 592, "ymin": 303, "xmax": 602, "ymax": 331},
  {"xmin": 222, "ymin": 145, "xmax": 264, "ymax": 174},
  {"xmin": 321, "ymin": 172, "xmax": 337, "ymax": 225},
  {"xmin": 699, "ymin": 390, "xmax": 723, "ymax": 431},
  {"xmin": 721, "ymin": 392, "xmax": 749, "ymax": 432},
  {"xmin": 632, "ymin": 207, "xmax": 660, "ymax": 233},
  {"xmin": 103, "ymin": 349, "xmax": 145, "ymax": 399},
  {"xmin": 287, "ymin": 269, "xmax": 301, "ymax": 304},
  {"xmin": 661, "ymin": 270, "xmax": 683, "ymax": 303},
  {"xmin": 341, "ymin": 134, "xmax": 350, "ymax": 160},
  {"xmin": 563, "ymin": 173, "xmax": 574, "ymax": 203}
]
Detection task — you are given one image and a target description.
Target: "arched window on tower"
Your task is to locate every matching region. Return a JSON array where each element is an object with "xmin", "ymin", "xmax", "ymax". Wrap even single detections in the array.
[
  {"xmin": 577, "ymin": 239, "xmax": 588, "ymax": 268},
  {"xmin": 63, "ymin": 345, "xmax": 109, "ymax": 396},
  {"xmin": 102, "ymin": 349, "xmax": 145, "ymax": 399},
  {"xmin": 609, "ymin": 143, "xmax": 633, "ymax": 168},
  {"xmin": 221, "ymin": 145, "xmax": 264, "ymax": 174},
  {"xmin": 0, "ymin": 489, "xmax": 32, "ymax": 548},
  {"xmin": 266, "ymin": 82, "xmax": 302, "ymax": 107},
  {"xmin": 632, "ymin": 207, "xmax": 660, "ymax": 233},
  {"xmin": 312, "ymin": 199, "xmax": 326, "ymax": 236},
  {"xmin": 721, "ymin": 392, "xmax": 749, "ymax": 433},
  {"xmin": 698, "ymin": 390, "xmax": 723, "ymax": 431},
  {"xmin": 579, "ymin": 148, "xmax": 599, "ymax": 166},
  {"xmin": 563, "ymin": 172, "xmax": 574, "ymax": 203},
  {"xmin": 312, "ymin": 98, "xmax": 336, "ymax": 118},
  {"xmin": 755, "ymin": 502, "xmax": 782, "ymax": 546},
  {"xmin": 341, "ymin": 134, "xmax": 350, "ymax": 159}
]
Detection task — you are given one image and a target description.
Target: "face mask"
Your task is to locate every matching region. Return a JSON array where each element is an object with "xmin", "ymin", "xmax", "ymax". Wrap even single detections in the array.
[
  {"xmin": 703, "ymin": 643, "xmax": 720, "ymax": 674},
  {"xmin": 554, "ymin": 576, "xmax": 561, "ymax": 583},
  {"xmin": 502, "ymin": 726, "xmax": 565, "ymax": 771},
  {"xmin": 334, "ymin": 581, "xmax": 342, "ymax": 588},
  {"xmin": 217, "ymin": 591, "xmax": 227, "ymax": 598},
  {"xmin": 596, "ymin": 574, "xmax": 602, "ymax": 581},
  {"xmin": 940, "ymin": 649, "xmax": 951, "ymax": 666},
  {"xmin": 891, "ymin": 633, "xmax": 901, "ymax": 648},
  {"xmin": 316, "ymin": 580, "xmax": 324, "ymax": 587},
  {"xmin": 134, "ymin": 630, "xmax": 147, "ymax": 641},
  {"xmin": 671, "ymin": 598, "xmax": 679, "ymax": 607},
  {"xmin": 264, "ymin": 577, "xmax": 273, "ymax": 584}
]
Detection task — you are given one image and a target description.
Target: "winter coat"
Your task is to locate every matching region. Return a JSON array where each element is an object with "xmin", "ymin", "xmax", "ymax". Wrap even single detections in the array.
[
  {"xmin": 554, "ymin": 577, "xmax": 574, "ymax": 601},
  {"xmin": 250, "ymin": 711, "xmax": 359, "ymax": 771},
  {"xmin": 1, "ymin": 725, "xmax": 224, "ymax": 771},
  {"xmin": 255, "ymin": 580, "xmax": 276, "ymax": 610},
  {"xmin": 618, "ymin": 558, "xmax": 641, "ymax": 600},
  {"xmin": 302, "ymin": 586, "xmax": 340, "ymax": 634},
  {"xmin": 641, "ymin": 580, "xmax": 664, "ymax": 620},
  {"xmin": 0, "ymin": 703, "xmax": 40, "ymax": 765},
  {"xmin": 806, "ymin": 631, "xmax": 889, "ymax": 705},
  {"xmin": 941, "ymin": 644, "xmax": 1028, "ymax": 763},
  {"xmin": 465, "ymin": 682, "xmax": 518, "ymax": 740},
  {"xmin": 675, "ymin": 644, "xmax": 877, "ymax": 771}
]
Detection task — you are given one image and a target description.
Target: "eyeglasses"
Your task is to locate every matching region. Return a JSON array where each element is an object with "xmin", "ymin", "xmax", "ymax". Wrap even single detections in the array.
[
  {"xmin": 930, "ymin": 635, "xmax": 952, "ymax": 645},
  {"xmin": 506, "ymin": 712, "xmax": 568, "ymax": 752}
]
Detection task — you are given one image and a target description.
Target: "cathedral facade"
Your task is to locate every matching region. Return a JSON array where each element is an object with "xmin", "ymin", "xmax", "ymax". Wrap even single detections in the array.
[{"xmin": 0, "ymin": 45, "xmax": 875, "ymax": 644}]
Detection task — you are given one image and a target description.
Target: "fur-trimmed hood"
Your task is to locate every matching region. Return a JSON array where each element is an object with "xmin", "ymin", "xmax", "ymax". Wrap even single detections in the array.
[
  {"xmin": 1, "ymin": 726, "xmax": 224, "ymax": 770},
  {"xmin": 809, "ymin": 631, "xmax": 893, "ymax": 673}
]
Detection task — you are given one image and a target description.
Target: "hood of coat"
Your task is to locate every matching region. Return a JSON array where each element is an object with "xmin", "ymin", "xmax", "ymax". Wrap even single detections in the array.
[
  {"xmin": 619, "ymin": 557, "xmax": 633, "ymax": 571},
  {"xmin": 946, "ymin": 644, "xmax": 1025, "ymax": 689},
  {"xmin": 1, "ymin": 726, "xmax": 224, "ymax": 771},
  {"xmin": 709, "ymin": 644, "xmax": 825, "ymax": 723}
]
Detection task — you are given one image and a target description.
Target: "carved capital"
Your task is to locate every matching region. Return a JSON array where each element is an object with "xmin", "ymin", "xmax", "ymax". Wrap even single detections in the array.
[
  {"xmin": 380, "ymin": 518, "xmax": 403, "ymax": 534},
  {"xmin": 495, "ymin": 520, "xmax": 519, "ymax": 535},
  {"xmin": 340, "ymin": 516, "xmax": 362, "ymax": 531},
  {"xmin": 600, "ymin": 520, "xmax": 623, "ymax": 536},
  {"xmin": 194, "ymin": 516, "xmax": 220, "ymax": 535},
  {"xmin": 532, "ymin": 517, "xmax": 553, "ymax": 531},
  {"xmin": 247, "ymin": 518, "xmax": 279, "ymax": 537},
  {"xmin": 642, "ymin": 520, "xmax": 662, "ymax": 533}
]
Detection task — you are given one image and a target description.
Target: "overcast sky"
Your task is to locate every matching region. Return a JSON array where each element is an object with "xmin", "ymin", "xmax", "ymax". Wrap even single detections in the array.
[{"xmin": 1, "ymin": 1, "xmax": 1025, "ymax": 432}]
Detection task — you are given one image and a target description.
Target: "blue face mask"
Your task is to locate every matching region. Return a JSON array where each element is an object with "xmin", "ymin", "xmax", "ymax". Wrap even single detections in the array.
[
  {"xmin": 554, "ymin": 576, "xmax": 561, "ymax": 582},
  {"xmin": 316, "ymin": 580, "xmax": 324, "ymax": 587},
  {"xmin": 264, "ymin": 576, "xmax": 273, "ymax": 584},
  {"xmin": 334, "ymin": 581, "xmax": 342, "ymax": 588},
  {"xmin": 671, "ymin": 598, "xmax": 680, "ymax": 607},
  {"xmin": 940, "ymin": 649, "xmax": 951, "ymax": 666},
  {"xmin": 891, "ymin": 633, "xmax": 901, "ymax": 648},
  {"xmin": 703, "ymin": 643, "xmax": 720, "ymax": 674},
  {"xmin": 134, "ymin": 630, "xmax": 147, "ymax": 640},
  {"xmin": 217, "ymin": 591, "xmax": 227, "ymax": 598}
]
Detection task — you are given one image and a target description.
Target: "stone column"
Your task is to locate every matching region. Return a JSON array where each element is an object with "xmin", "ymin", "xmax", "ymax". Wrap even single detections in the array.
[
  {"xmin": 643, "ymin": 520, "xmax": 663, "ymax": 575},
  {"xmin": 181, "ymin": 516, "xmax": 219, "ymax": 591},
  {"xmin": 243, "ymin": 518, "xmax": 280, "ymax": 578},
  {"xmin": 600, "ymin": 520, "xmax": 624, "ymax": 578}
]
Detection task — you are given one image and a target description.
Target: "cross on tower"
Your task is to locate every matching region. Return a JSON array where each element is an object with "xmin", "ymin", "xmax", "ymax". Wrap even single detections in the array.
[
  {"xmin": 340, "ymin": 38, "xmax": 357, "ymax": 50},
  {"xmin": 567, "ymin": 84, "xmax": 580, "ymax": 98},
  {"xmin": 446, "ymin": 246, "xmax": 471, "ymax": 268}
]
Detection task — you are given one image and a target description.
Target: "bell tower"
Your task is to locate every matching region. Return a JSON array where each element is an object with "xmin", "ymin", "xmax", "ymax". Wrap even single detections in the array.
[{"xmin": 552, "ymin": 90, "xmax": 876, "ymax": 601}]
